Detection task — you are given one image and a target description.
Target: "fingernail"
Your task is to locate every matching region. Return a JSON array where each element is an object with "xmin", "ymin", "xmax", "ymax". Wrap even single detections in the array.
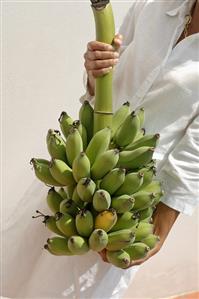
[
  {"xmin": 114, "ymin": 59, "xmax": 119, "ymax": 64},
  {"xmin": 114, "ymin": 52, "xmax": 119, "ymax": 58}
]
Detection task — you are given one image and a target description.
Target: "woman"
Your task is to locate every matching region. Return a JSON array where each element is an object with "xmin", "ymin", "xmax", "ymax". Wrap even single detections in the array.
[
  {"xmin": 82, "ymin": 0, "xmax": 199, "ymax": 267},
  {"xmin": 2, "ymin": 0, "xmax": 199, "ymax": 298}
]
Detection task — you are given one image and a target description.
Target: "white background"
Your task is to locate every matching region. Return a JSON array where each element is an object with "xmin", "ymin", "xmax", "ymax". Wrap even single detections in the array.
[{"xmin": 2, "ymin": 1, "xmax": 199, "ymax": 297}]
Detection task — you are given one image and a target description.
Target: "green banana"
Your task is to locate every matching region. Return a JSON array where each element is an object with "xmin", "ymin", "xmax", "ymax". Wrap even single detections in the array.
[
  {"xmin": 135, "ymin": 222, "xmax": 154, "ymax": 242},
  {"xmin": 117, "ymin": 147, "xmax": 155, "ymax": 170},
  {"xmin": 30, "ymin": 158, "xmax": 63, "ymax": 186},
  {"xmin": 132, "ymin": 191, "xmax": 156, "ymax": 211},
  {"xmin": 46, "ymin": 129, "xmax": 67, "ymax": 162},
  {"xmin": 106, "ymin": 250, "xmax": 130, "ymax": 269},
  {"xmin": 32, "ymin": 210, "xmax": 65, "ymax": 236},
  {"xmin": 140, "ymin": 180, "xmax": 164, "ymax": 207},
  {"xmin": 151, "ymin": 190, "xmax": 164, "ymax": 207},
  {"xmin": 44, "ymin": 237, "xmax": 73, "ymax": 256},
  {"xmin": 93, "ymin": 189, "xmax": 111, "ymax": 212},
  {"xmin": 106, "ymin": 229, "xmax": 135, "ymax": 251},
  {"xmin": 58, "ymin": 187, "xmax": 68, "ymax": 199},
  {"xmin": 72, "ymin": 152, "xmax": 90, "ymax": 182},
  {"xmin": 72, "ymin": 120, "xmax": 87, "ymax": 150},
  {"xmin": 59, "ymin": 199, "xmax": 78, "ymax": 215},
  {"xmin": 114, "ymin": 111, "xmax": 140, "ymax": 147},
  {"xmin": 65, "ymin": 127, "xmax": 83, "ymax": 166},
  {"xmin": 46, "ymin": 187, "xmax": 64, "ymax": 213},
  {"xmin": 55, "ymin": 212, "xmax": 77, "ymax": 237},
  {"xmin": 86, "ymin": 127, "xmax": 111, "ymax": 165},
  {"xmin": 134, "ymin": 128, "xmax": 146, "ymax": 142},
  {"xmin": 66, "ymin": 184, "xmax": 76, "ymax": 199},
  {"xmin": 68, "ymin": 236, "xmax": 89, "ymax": 255},
  {"xmin": 58, "ymin": 111, "xmax": 74, "ymax": 139},
  {"xmin": 136, "ymin": 107, "xmax": 145, "ymax": 128},
  {"xmin": 137, "ymin": 207, "xmax": 154, "ymax": 222},
  {"xmin": 110, "ymin": 212, "xmax": 139, "ymax": 232},
  {"xmin": 75, "ymin": 209, "xmax": 94, "ymax": 237},
  {"xmin": 139, "ymin": 167, "xmax": 156, "ymax": 188},
  {"xmin": 95, "ymin": 208, "xmax": 117, "ymax": 232},
  {"xmin": 142, "ymin": 234, "xmax": 160, "ymax": 249},
  {"xmin": 100, "ymin": 168, "xmax": 126, "ymax": 195},
  {"xmin": 125, "ymin": 133, "xmax": 160, "ymax": 151},
  {"xmin": 89, "ymin": 229, "xmax": 108, "ymax": 252},
  {"xmin": 49, "ymin": 159, "xmax": 75, "ymax": 186},
  {"xmin": 77, "ymin": 178, "xmax": 96, "ymax": 202},
  {"xmin": 111, "ymin": 195, "xmax": 135, "ymax": 213},
  {"xmin": 72, "ymin": 186, "xmax": 85, "ymax": 208},
  {"xmin": 125, "ymin": 242, "xmax": 150, "ymax": 261},
  {"xmin": 115, "ymin": 171, "xmax": 144, "ymax": 196},
  {"xmin": 111, "ymin": 102, "xmax": 131, "ymax": 137},
  {"xmin": 91, "ymin": 149, "xmax": 119, "ymax": 180},
  {"xmin": 79, "ymin": 100, "xmax": 94, "ymax": 143}
]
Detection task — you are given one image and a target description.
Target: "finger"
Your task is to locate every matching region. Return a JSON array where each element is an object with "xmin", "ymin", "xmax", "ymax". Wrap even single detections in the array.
[
  {"xmin": 113, "ymin": 34, "xmax": 123, "ymax": 51},
  {"xmin": 84, "ymin": 58, "xmax": 118, "ymax": 71},
  {"xmin": 85, "ymin": 50, "xmax": 119, "ymax": 61},
  {"xmin": 91, "ymin": 67, "xmax": 113, "ymax": 78},
  {"xmin": 87, "ymin": 41, "xmax": 115, "ymax": 52}
]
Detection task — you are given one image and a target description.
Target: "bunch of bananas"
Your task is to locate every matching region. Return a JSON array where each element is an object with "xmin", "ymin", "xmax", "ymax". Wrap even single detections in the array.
[{"xmin": 31, "ymin": 101, "xmax": 164, "ymax": 269}]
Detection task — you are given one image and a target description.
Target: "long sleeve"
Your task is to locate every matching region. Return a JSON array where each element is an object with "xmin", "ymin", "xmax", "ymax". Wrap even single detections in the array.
[{"xmin": 158, "ymin": 114, "xmax": 199, "ymax": 215}]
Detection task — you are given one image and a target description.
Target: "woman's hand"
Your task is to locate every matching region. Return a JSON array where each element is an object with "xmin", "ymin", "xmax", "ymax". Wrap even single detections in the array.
[
  {"xmin": 84, "ymin": 34, "xmax": 123, "ymax": 96},
  {"xmin": 98, "ymin": 202, "xmax": 180, "ymax": 267}
]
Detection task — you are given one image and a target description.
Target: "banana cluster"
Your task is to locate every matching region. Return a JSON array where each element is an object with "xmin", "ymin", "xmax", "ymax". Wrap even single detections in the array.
[{"xmin": 31, "ymin": 101, "xmax": 164, "ymax": 269}]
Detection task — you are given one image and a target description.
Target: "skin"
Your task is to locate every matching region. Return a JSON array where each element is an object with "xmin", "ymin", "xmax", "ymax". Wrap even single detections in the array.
[{"xmin": 83, "ymin": 1, "xmax": 199, "ymax": 267}]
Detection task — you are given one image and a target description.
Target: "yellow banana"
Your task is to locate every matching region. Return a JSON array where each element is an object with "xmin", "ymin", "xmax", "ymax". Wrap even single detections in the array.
[
  {"xmin": 93, "ymin": 189, "xmax": 111, "ymax": 212},
  {"xmin": 95, "ymin": 209, "xmax": 117, "ymax": 232},
  {"xmin": 86, "ymin": 127, "xmax": 111, "ymax": 165},
  {"xmin": 30, "ymin": 158, "xmax": 63, "ymax": 186},
  {"xmin": 72, "ymin": 152, "xmax": 90, "ymax": 183},
  {"xmin": 65, "ymin": 127, "xmax": 83, "ymax": 166},
  {"xmin": 79, "ymin": 100, "xmax": 94, "ymax": 143},
  {"xmin": 91, "ymin": 149, "xmax": 119, "ymax": 180},
  {"xmin": 46, "ymin": 187, "xmax": 64, "ymax": 213},
  {"xmin": 49, "ymin": 159, "xmax": 75, "ymax": 186},
  {"xmin": 58, "ymin": 111, "xmax": 74, "ymax": 139},
  {"xmin": 89, "ymin": 229, "xmax": 108, "ymax": 252},
  {"xmin": 75, "ymin": 209, "xmax": 94, "ymax": 237},
  {"xmin": 115, "ymin": 171, "xmax": 144, "ymax": 196},
  {"xmin": 100, "ymin": 168, "xmax": 126, "ymax": 195},
  {"xmin": 68, "ymin": 236, "xmax": 89, "ymax": 255},
  {"xmin": 106, "ymin": 250, "xmax": 130, "ymax": 269},
  {"xmin": 55, "ymin": 212, "xmax": 77, "ymax": 237},
  {"xmin": 117, "ymin": 147, "xmax": 154, "ymax": 170}
]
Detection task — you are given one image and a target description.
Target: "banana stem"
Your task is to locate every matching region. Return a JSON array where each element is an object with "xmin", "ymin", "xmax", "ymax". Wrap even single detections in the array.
[{"xmin": 91, "ymin": 0, "xmax": 115, "ymax": 133}]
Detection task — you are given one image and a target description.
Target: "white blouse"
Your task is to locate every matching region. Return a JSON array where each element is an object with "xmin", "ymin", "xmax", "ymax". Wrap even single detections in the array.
[{"xmin": 80, "ymin": 0, "xmax": 199, "ymax": 215}]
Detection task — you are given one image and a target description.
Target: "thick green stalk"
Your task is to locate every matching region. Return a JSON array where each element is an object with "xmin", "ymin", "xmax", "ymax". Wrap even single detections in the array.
[{"xmin": 91, "ymin": 0, "xmax": 115, "ymax": 133}]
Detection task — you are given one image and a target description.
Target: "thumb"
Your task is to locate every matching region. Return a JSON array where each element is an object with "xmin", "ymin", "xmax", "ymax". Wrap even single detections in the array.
[{"xmin": 113, "ymin": 33, "xmax": 123, "ymax": 51}]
